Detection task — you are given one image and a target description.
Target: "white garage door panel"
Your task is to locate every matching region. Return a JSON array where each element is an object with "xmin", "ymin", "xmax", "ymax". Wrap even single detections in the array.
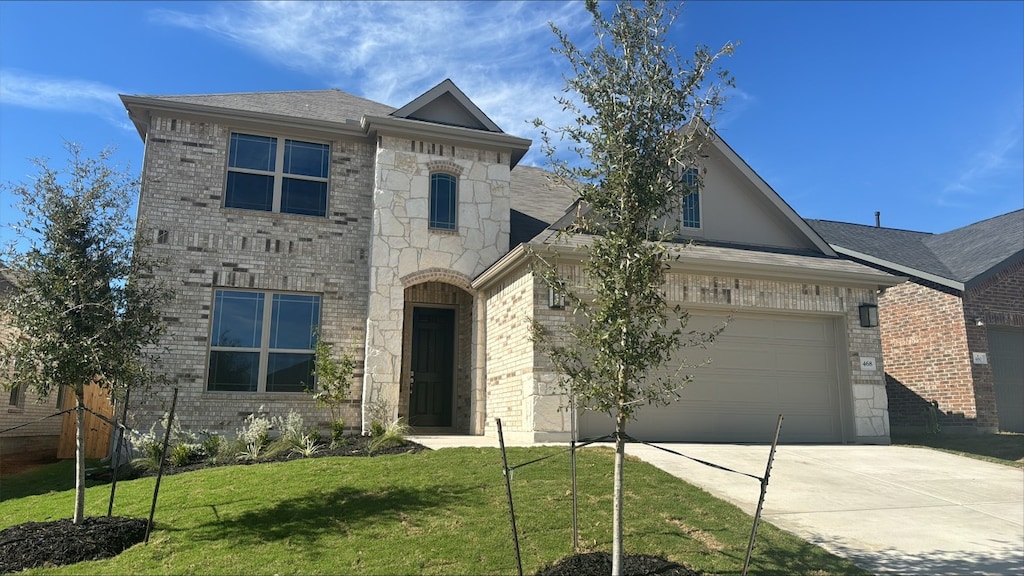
[{"xmin": 578, "ymin": 313, "xmax": 844, "ymax": 443}]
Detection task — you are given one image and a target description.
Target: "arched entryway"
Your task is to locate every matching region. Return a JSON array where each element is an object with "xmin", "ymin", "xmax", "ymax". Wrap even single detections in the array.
[{"xmin": 400, "ymin": 281, "xmax": 474, "ymax": 433}]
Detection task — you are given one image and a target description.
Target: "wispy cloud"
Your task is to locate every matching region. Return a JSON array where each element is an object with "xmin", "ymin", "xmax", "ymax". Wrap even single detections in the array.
[
  {"xmin": 0, "ymin": 70, "xmax": 130, "ymax": 129},
  {"xmin": 939, "ymin": 103, "xmax": 1024, "ymax": 209},
  {"xmin": 150, "ymin": 1, "xmax": 593, "ymax": 165},
  {"xmin": 151, "ymin": 1, "xmax": 740, "ymax": 166}
]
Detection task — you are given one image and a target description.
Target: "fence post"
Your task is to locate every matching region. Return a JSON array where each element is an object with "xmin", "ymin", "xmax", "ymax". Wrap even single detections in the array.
[
  {"xmin": 497, "ymin": 419, "xmax": 523, "ymax": 576},
  {"xmin": 742, "ymin": 414, "xmax": 784, "ymax": 575},
  {"xmin": 145, "ymin": 388, "xmax": 177, "ymax": 544}
]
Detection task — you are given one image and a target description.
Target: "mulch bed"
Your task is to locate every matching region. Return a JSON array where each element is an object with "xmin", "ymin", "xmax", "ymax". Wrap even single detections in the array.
[
  {"xmin": 0, "ymin": 437, "xmax": 426, "ymax": 573},
  {"xmin": 0, "ymin": 516, "xmax": 147, "ymax": 574},
  {"xmin": 537, "ymin": 551, "xmax": 700, "ymax": 575}
]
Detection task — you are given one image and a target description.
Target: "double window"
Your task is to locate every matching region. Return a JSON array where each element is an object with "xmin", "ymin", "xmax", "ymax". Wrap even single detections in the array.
[
  {"xmin": 225, "ymin": 133, "xmax": 330, "ymax": 217},
  {"xmin": 429, "ymin": 172, "xmax": 458, "ymax": 230},
  {"xmin": 207, "ymin": 290, "xmax": 320, "ymax": 393},
  {"xmin": 680, "ymin": 168, "xmax": 701, "ymax": 229}
]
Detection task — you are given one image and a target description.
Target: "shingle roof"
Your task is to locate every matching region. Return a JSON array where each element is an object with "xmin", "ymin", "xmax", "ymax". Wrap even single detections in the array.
[
  {"xmin": 136, "ymin": 90, "xmax": 396, "ymax": 124},
  {"xmin": 508, "ymin": 165, "xmax": 578, "ymax": 247},
  {"xmin": 807, "ymin": 209, "xmax": 1024, "ymax": 286}
]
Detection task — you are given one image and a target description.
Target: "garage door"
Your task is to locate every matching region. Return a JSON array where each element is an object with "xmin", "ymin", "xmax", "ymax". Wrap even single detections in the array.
[
  {"xmin": 989, "ymin": 327, "xmax": 1024, "ymax": 433},
  {"xmin": 579, "ymin": 313, "xmax": 846, "ymax": 443}
]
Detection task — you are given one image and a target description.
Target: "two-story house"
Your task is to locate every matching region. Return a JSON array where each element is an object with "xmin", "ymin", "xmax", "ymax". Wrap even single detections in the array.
[{"xmin": 121, "ymin": 79, "xmax": 900, "ymax": 444}]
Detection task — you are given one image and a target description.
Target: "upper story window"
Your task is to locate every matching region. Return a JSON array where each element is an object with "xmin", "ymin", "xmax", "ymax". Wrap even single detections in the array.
[
  {"xmin": 429, "ymin": 172, "xmax": 458, "ymax": 231},
  {"xmin": 225, "ymin": 133, "xmax": 330, "ymax": 217},
  {"xmin": 680, "ymin": 168, "xmax": 701, "ymax": 229},
  {"xmin": 207, "ymin": 289, "xmax": 321, "ymax": 393}
]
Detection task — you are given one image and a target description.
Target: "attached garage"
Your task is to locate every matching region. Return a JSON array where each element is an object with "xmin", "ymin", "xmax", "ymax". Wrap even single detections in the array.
[
  {"xmin": 579, "ymin": 312, "xmax": 848, "ymax": 443},
  {"xmin": 989, "ymin": 326, "xmax": 1024, "ymax": 433}
]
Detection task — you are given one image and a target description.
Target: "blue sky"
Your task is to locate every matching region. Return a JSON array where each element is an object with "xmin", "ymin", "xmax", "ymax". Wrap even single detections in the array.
[{"xmin": 1, "ymin": 1, "xmax": 1021, "ymax": 246}]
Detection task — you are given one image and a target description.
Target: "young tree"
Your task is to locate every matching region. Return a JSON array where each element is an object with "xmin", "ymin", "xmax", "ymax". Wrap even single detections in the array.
[
  {"xmin": 532, "ymin": 1, "xmax": 734, "ymax": 572},
  {"xmin": 305, "ymin": 335, "xmax": 356, "ymax": 444},
  {"xmin": 0, "ymin": 143, "xmax": 169, "ymax": 524}
]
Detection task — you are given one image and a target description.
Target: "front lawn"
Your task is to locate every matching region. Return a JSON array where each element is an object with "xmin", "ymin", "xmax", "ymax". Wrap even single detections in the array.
[
  {"xmin": 892, "ymin": 432, "xmax": 1024, "ymax": 468},
  {"xmin": 0, "ymin": 447, "xmax": 868, "ymax": 575}
]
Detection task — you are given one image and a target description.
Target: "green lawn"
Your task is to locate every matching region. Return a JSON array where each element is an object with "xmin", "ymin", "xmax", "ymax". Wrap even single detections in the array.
[
  {"xmin": 1, "ymin": 447, "xmax": 867, "ymax": 575},
  {"xmin": 892, "ymin": 432, "xmax": 1024, "ymax": 468}
]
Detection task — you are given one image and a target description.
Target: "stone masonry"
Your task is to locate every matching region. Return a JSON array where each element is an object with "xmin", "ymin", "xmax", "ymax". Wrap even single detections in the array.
[{"xmin": 362, "ymin": 136, "xmax": 511, "ymax": 429}]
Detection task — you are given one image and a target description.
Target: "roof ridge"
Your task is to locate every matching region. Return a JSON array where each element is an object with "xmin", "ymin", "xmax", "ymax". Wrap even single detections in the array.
[{"xmin": 805, "ymin": 218, "xmax": 934, "ymax": 235}]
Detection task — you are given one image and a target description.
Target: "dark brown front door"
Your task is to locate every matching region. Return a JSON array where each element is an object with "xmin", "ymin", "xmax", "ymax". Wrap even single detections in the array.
[{"xmin": 409, "ymin": 307, "xmax": 454, "ymax": 427}]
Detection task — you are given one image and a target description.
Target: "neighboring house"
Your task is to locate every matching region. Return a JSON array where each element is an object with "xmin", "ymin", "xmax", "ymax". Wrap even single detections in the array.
[
  {"xmin": 120, "ymin": 79, "xmax": 899, "ymax": 445},
  {"xmin": 0, "ymin": 269, "xmax": 64, "ymax": 459},
  {"xmin": 809, "ymin": 211, "xmax": 1024, "ymax": 434}
]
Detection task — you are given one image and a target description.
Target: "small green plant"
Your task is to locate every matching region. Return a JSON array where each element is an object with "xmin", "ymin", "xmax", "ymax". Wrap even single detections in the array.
[
  {"xmin": 368, "ymin": 418, "xmax": 410, "ymax": 454},
  {"xmin": 304, "ymin": 334, "xmax": 356, "ymax": 428},
  {"xmin": 290, "ymin": 434, "xmax": 324, "ymax": 458},
  {"xmin": 198, "ymin": 430, "xmax": 223, "ymax": 458},
  {"xmin": 365, "ymin": 391, "xmax": 392, "ymax": 438},
  {"xmin": 169, "ymin": 443, "xmax": 203, "ymax": 467},
  {"xmin": 329, "ymin": 418, "xmax": 346, "ymax": 447},
  {"xmin": 132, "ymin": 439, "xmax": 165, "ymax": 471},
  {"xmin": 237, "ymin": 441, "xmax": 264, "ymax": 462}
]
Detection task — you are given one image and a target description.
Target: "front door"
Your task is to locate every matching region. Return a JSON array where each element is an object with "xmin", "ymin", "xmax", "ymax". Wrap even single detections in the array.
[{"xmin": 409, "ymin": 307, "xmax": 454, "ymax": 427}]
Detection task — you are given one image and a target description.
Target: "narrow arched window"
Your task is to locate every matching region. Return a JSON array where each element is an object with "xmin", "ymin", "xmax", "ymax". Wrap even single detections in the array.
[{"xmin": 429, "ymin": 173, "xmax": 457, "ymax": 230}]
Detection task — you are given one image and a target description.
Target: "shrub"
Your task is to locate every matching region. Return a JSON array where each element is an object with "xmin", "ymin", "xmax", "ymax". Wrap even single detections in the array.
[
  {"xmin": 272, "ymin": 410, "xmax": 306, "ymax": 447},
  {"xmin": 329, "ymin": 419, "xmax": 346, "ymax": 446},
  {"xmin": 365, "ymin": 392, "xmax": 392, "ymax": 438},
  {"xmin": 369, "ymin": 418, "xmax": 410, "ymax": 454},
  {"xmin": 290, "ymin": 434, "xmax": 324, "ymax": 458},
  {"xmin": 169, "ymin": 443, "xmax": 203, "ymax": 467}
]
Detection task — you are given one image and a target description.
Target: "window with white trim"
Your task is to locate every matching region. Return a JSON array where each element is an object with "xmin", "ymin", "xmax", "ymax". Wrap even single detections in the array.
[
  {"xmin": 207, "ymin": 290, "xmax": 321, "ymax": 393},
  {"xmin": 429, "ymin": 172, "xmax": 458, "ymax": 230},
  {"xmin": 225, "ymin": 133, "xmax": 330, "ymax": 217},
  {"xmin": 680, "ymin": 167, "xmax": 701, "ymax": 229}
]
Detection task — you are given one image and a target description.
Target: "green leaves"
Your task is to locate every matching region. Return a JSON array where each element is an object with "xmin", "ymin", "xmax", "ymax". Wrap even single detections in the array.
[
  {"xmin": 0, "ymin": 142, "xmax": 170, "ymax": 401},
  {"xmin": 532, "ymin": 0, "xmax": 734, "ymax": 421}
]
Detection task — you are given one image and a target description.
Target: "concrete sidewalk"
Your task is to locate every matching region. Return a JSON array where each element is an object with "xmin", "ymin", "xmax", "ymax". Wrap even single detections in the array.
[{"xmin": 412, "ymin": 436, "xmax": 1024, "ymax": 575}]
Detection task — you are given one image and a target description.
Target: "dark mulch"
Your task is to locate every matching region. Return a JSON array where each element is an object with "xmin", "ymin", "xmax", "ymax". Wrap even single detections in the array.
[
  {"xmin": 0, "ymin": 516, "xmax": 147, "ymax": 573},
  {"xmin": 537, "ymin": 551, "xmax": 701, "ymax": 576},
  {"xmin": 1, "ymin": 438, "xmax": 427, "ymax": 573}
]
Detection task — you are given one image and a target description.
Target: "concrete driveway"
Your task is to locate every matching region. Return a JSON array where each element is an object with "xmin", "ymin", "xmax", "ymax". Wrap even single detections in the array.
[
  {"xmin": 627, "ymin": 443, "xmax": 1024, "ymax": 575},
  {"xmin": 413, "ymin": 436, "xmax": 1024, "ymax": 575}
]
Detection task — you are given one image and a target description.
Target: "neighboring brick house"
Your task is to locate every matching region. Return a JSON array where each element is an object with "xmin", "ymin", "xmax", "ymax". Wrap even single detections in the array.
[
  {"xmin": 0, "ymin": 269, "xmax": 64, "ymax": 459},
  {"xmin": 121, "ymin": 79, "xmax": 900, "ymax": 445},
  {"xmin": 809, "ymin": 211, "xmax": 1024, "ymax": 434}
]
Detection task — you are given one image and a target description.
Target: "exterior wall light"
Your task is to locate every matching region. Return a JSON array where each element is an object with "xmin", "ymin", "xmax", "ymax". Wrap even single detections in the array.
[
  {"xmin": 859, "ymin": 303, "xmax": 879, "ymax": 328},
  {"xmin": 548, "ymin": 286, "xmax": 565, "ymax": 309}
]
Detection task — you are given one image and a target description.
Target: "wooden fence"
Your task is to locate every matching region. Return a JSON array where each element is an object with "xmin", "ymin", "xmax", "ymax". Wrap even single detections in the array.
[{"xmin": 57, "ymin": 384, "xmax": 114, "ymax": 459}]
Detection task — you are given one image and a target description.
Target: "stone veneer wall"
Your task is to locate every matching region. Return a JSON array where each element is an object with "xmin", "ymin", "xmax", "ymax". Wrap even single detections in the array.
[
  {"xmin": 362, "ymin": 135, "xmax": 511, "ymax": 429},
  {"xmin": 495, "ymin": 265, "xmax": 889, "ymax": 442},
  {"xmin": 132, "ymin": 116, "xmax": 374, "ymax": 434}
]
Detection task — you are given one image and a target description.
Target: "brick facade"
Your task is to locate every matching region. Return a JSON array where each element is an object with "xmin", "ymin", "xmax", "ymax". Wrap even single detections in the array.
[
  {"xmin": 132, "ymin": 117, "xmax": 375, "ymax": 434},
  {"xmin": 882, "ymin": 258, "xmax": 1024, "ymax": 432}
]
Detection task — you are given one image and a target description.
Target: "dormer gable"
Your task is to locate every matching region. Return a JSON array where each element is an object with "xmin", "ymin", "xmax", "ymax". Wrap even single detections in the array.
[{"xmin": 390, "ymin": 79, "xmax": 503, "ymax": 132}]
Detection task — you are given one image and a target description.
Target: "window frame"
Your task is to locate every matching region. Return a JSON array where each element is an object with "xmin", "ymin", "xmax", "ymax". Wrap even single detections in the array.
[
  {"xmin": 224, "ymin": 132, "xmax": 331, "ymax": 217},
  {"xmin": 206, "ymin": 288, "xmax": 321, "ymax": 394},
  {"xmin": 679, "ymin": 167, "xmax": 702, "ymax": 230},
  {"xmin": 428, "ymin": 172, "xmax": 458, "ymax": 231}
]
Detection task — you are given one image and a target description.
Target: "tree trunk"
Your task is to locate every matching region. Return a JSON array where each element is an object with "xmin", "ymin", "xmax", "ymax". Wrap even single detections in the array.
[
  {"xmin": 73, "ymin": 390, "xmax": 86, "ymax": 524},
  {"xmin": 612, "ymin": 409, "xmax": 627, "ymax": 576}
]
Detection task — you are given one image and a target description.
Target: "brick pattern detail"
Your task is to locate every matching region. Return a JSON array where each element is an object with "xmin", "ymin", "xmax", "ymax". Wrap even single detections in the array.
[
  {"xmin": 881, "ymin": 258, "xmax": 1023, "ymax": 431},
  {"xmin": 132, "ymin": 117, "xmax": 375, "ymax": 434},
  {"xmin": 485, "ymin": 264, "xmax": 889, "ymax": 442}
]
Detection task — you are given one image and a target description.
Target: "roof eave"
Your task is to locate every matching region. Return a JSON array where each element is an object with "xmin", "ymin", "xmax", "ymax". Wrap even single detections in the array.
[
  {"xmin": 362, "ymin": 115, "xmax": 531, "ymax": 167},
  {"xmin": 831, "ymin": 245, "xmax": 963, "ymax": 291},
  {"xmin": 119, "ymin": 94, "xmax": 370, "ymax": 142}
]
